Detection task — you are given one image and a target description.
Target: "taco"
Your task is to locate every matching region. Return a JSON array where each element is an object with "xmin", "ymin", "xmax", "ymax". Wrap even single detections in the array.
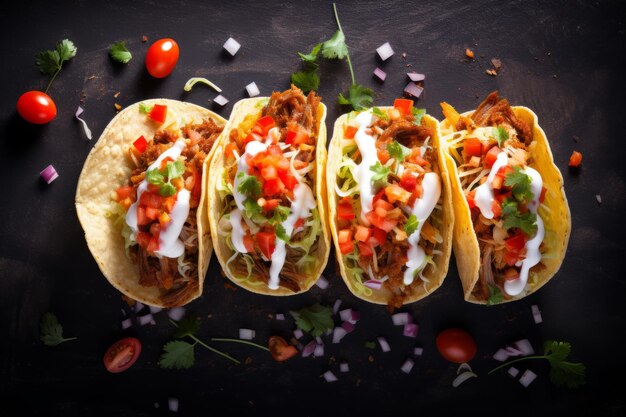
[
  {"xmin": 327, "ymin": 99, "xmax": 454, "ymax": 310},
  {"xmin": 207, "ymin": 85, "xmax": 330, "ymax": 295},
  {"xmin": 440, "ymin": 91, "xmax": 571, "ymax": 304},
  {"xmin": 76, "ymin": 99, "xmax": 225, "ymax": 307}
]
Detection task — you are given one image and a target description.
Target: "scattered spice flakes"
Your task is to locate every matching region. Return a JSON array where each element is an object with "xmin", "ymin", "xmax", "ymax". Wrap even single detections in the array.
[
  {"xmin": 88, "ymin": 75, "xmax": 97, "ymax": 80},
  {"xmin": 267, "ymin": 313, "xmax": 273, "ymax": 320},
  {"xmin": 142, "ymin": 35, "xmax": 148, "ymax": 43},
  {"xmin": 573, "ymin": 135, "xmax": 580, "ymax": 143},
  {"xmin": 465, "ymin": 48, "xmax": 474, "ymax": 59},
  {"xmin": 113, "ymin": 91, "xmax": 120, "ymax": 98},
  {"xmin": 596, "ymin": 195, "xmax": 602, "ymax": 205},
  {"xmin": 114, "ymin": 103, "xmax": 122, "ymax": 111},
  {"xmin": 401, "ymin": 52, "xmax": 407, "ymax": 59},
  {"xmin": 491, "ymin": 58, "xmax": 502, "ymax": 70},
  {"xmin": 486, "ymin": 69, "xmax": 497, "ymax": 76}
]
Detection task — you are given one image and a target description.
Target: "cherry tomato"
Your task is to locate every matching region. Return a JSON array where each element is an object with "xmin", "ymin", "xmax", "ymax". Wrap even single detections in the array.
[
  {"xmin": 435, "ymin": 328, "xmax": 477, "ymax": 363},
  {"xmin": 145, "ymin": 38, "xmax": 179, "ymax": 78},
  {"xmin": 16, "ymin": 91, "xmax": 57, "ymax": 124},
  {"xmin": 103, "ymin": 337, "xmax": 142, "ymax": 373},
  {"xmin": 268, "ymin": 336, "xmax": 298, "ymax": 362}
]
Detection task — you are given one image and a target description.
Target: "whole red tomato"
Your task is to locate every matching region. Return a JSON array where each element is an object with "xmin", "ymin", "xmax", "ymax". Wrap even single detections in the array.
[
  {"xmin": 436, "ymin": 328, "xmax": 477, "ymax": 363},
  {"xmin": 145, "ymin": 38, "xmax": 179, "ymax": 78},
  {"xmin": 16, "ymin": 91, "xmax": 57, "ymax": 124}
]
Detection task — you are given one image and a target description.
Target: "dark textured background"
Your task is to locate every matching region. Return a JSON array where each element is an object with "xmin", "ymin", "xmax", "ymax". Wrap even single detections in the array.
[{"xmin": 1, "ymin": 0, "xmax": 625, "ymax": 415}]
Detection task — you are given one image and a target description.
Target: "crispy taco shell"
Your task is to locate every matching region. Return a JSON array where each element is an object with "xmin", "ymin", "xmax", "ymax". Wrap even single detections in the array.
[
  {"xmin": 327, "ymin": 111, "xmax": 454, "ymax": 305},
  {"xmin": 441, "ymin": 105, "xmax": 571, "ymax": 304},
  {"xmin": 75, "ymin": 99, "xmax": 226, "ymax": 307},
  {"xmin": 207, "ymin": 97, "xmax": 330, "ymax": 295}
]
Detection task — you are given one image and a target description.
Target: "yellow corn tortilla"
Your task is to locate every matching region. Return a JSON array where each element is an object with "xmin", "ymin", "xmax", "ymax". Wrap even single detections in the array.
[
  {"xmin": 207, "ymin": 97, "xmax": 330, "ymax": 295},
  {"xmin": 327, "ymin": 110, "xmax": 454, "ymax": 305},
  {"xmin": 441, "ymin": 106, "xmax": 571, "ymax": 304},
  {"xmin": 75, "ymin": 99, "xmax": 226, "ymax": 307}
]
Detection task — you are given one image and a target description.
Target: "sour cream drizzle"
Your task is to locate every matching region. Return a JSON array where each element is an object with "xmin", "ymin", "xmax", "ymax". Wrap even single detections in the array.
[
  {"xmin": 352, "ymin": 111, "xmax": 378, "ymax": 225},
  {"xmin": 126, "ymin": 139, "xmax": 190, "ymax": 258},
  {"xmin": 403, "ymin": 172, "xmax": 441, "ymax": 285},
  {"xmin": 474, "ymin": 151, "xmax": 509, "ymax": 219},
  {"xmin": 229, "ymin": 208, "xmax": 247, "ymax": 253}
]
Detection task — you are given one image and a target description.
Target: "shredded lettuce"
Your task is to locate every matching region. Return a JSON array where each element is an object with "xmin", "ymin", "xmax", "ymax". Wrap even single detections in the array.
[
  {"xmin": 105, "ymin": 202, "xmax": 136, "ymax": 256},
  {"xmin": 216, "ymin": 168, "xmax": 233, "ymax": 199},
  {"xmin": 296, "ymin": 254, "xmax": 316, "ymax": 275},
  {"xmin": 343, "ymin": 251, "xmax": 373, "ymax": 297},
  {"xmin": 288, "ymin": 207, "xmax": 321, "ymax": 253}
]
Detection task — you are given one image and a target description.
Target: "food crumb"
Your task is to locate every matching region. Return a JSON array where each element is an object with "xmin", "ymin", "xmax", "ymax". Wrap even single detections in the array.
[
  {"xmin": 87, "ymin": 75, "xmax": 97, "ymax": 80},
  {"xmin": 486, "ymin": 69, "xmax": 497, "ymax": 76},
  {"xmin": 114, "ymin": 103, "xmax": 122, "ymax": 111},
  {"xmin": 491, "ymin": 58, "xmax": 502, "ymax": 70},
  {"xmin": 142, "ymin": 35, "xmax": 148, "ymax": 43},
  {"xmin": 553, "ymin": 74, "xmax": 558, "ymax": 78},
  {"xmin": 573, "ymin": 135, "xmax": 580, "ymax": 142},
  {"xmin": 113, "ymin": 91, "xmax": 120, "ymax": 98},
  {"xmin": 596, "ymin": 195, "xmax": 602, "ymax": 205},
  {"xmin": 402, "ymin": 52, "xmax": 407, "ymax": 59},
  {"xmin": 368, "ymin": 355, "xmax": 374, "ymax": 362},
  {"xmin": 207, "ymin": 313, "xmax": 213, "ymax": 319},
  {"xmin": 244, "ymin": 357, "xmax": 253, "ymax": 365},
  {"xmin": 465, "ymin": 48, "xmax": 474, "ymax": 59},
  {"xmin": 267, "ymin": 313, "xmax": 273, "ymax": 319}
]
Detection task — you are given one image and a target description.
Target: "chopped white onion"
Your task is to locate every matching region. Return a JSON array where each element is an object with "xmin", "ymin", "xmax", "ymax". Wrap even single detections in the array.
[
  {"xmin": 407, "ymin": 72, "xmax": 426, "ymax": 82},
  {"xmin": 508, "ymin": 366, "xmax": 520, "ymax": 378},
  {"xmin": 339, "ymin": 309, "xmax": 353, "ymax": 323},
  {"xmin": 315, "ymin": 275, "xmax": 329, "ymax": 289},
  {"xmin": 400, "ymin": 358, "xmax": 415, "ymax": 374},
  {"xmin": 302, "ymin": 341, "xmax": 316, "ymax": 357},
  {"xmin": 391, "ymin": 312, "xmax": 411, "ymax": 326},
  {"xmin": 138, "ymin": 314, "xmax": 153, "ymax": 326},
  {"xmin": 452, "ymin": 371, "xmax": 477, "ymax": 388},
  {"xmin": 239, "ymin": 328, "xmax": 255, "ymax": 340},
  {"xmin": 376, "ymin": 42, "xmax": 394, "ymax": 61},
  {"xmin": 213, "ymin": 95, "xmax": 229, "ymax": 107},
  {"xmin": 404, "ymin": 82, "xmax": 424, "ymax": 98},
  {"xmin": 341, "ymin": 321, "xmax": 355, "ymax": 333},
  {"xmin": 121, "ymin": 318, "xmax": 133, "ymax": 330},
  {"xmin": 493, "ymin": 348, "xmax": 510, "ymax": 362},
  {"xmin": 293, "ymin": 329, "xmax": 304, "ymax": 339},
  {"xmin": 168, "ymin": 397, "xmax": 179, "ymax": 412},
  {"xmin": 457, "ymin": 363, "xmax": 473, "ymax": 374},
  {"xmin": 223, "ymin": 37, "xmax": 241, "ymax": 56},
  {"xmin": 531, "ymin": 305, "xmax": 543, "ymax": 324},
  {"xmin": 340, "ymin": 362, "xmax": 349, "ymax": 373},
  {"xmin": 519, "ymin": 369, "xmax": 537, "ymax": 387},
  {"xmin": 332, "ymin": 326, "xmax": 347, "ymax": 344},
  {"xmin": 413, "ymin": 347, "xmax": 424, "ymax": 356},
  {"xmin": 75, "ymin": 106, "xmax": 93, "ymax": 140},
  {"xmin": 245, "ymin": 82, "xmax": 260, "ymax": 97},
  {"xmin": 134, "ymin": 301, "xmax": 145, "ymax": 313},
  {"xmin": 275, "ymin": 313, "xmax": 285, "ymax": 321},
  {"xmin": 596, "ymin": 194, "xmax": 602, "ymax": 204},
  {"xmin": 332, "ymin": 299, "xmax": 342, "ymax": 315},
  {"xmin": 373, "ymin": 67, "xmax": 387, "ymax": 81},
  {"xmin": 505, "ymin": 345, "xmax": 524, "ymax": 356},
  {"xmin": 315, "ymin": 336, "xmax": 323, "ymax": 345},
  {"xmin": 377, "ymin": 337, "xmax": 391, "ymax": 353},
  {"xmin": 513, "ymin": 339, "xmax": 535, "ymax": 356},
  {"xmin": 167, "ymin": 307, "xmax": 186, "ymax": 321},
  {"xmin": 40, "ymin": 164, "xmax": 59, "ymax": 184},
  {"xmin": 149, "ymin": 305, "xmax": 163, "ymax": 314},
  {"xmin": 323, "ymin": 370, "xmax": 337, "ymax": 382},
  {"xmin": 364, "ymin": 280, "xmax": 383, "ymax": 290},
  {"xmin": 403, "ymin": 323, "xmax": 418, "ymax": 338},
  {"xmin": 313, "ymin": 343, "xmax": 325, "ymax": 357}
]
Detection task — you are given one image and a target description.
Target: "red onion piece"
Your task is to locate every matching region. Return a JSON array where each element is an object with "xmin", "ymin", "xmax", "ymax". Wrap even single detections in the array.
[
  {"xmin": 332, "ymin": 299, "xmax": 342, "ymax": 315},
  {"xmin": 315, "ymin": 275, "xmax": 329, "ymax": 289},
  {"xmin": 149, "ymin": 305, "xmax": 163, "ymax": 314},
  {"xmin": 340, "ymin": 362, "xmax": 349, "ymax": 373},
  {"xmin": 339, "ymin": 309, "xmax": 352, "ymax": 323},
  {"xmin": 40, "ymin": 164, "xmax": 59, "ymax": 184},
  {"xmin": 403, "ymin": 323, "xmax": 418, "ymax": 338},
  {"xmin": 121, "ymin": 318, "xmax": 133, "ymax": 330},
  {"xmin": 138, "ymin": 314, "xmax": 153, "ymax": 326},
  {"xmin": 493, "ymin": 348, "xmax": 510, "ymax": 362},
  {"xmin": 75, "ymin": 106, "xmax": 93, "ymax": 140},
  {"xmin": 505, "ymin": 345, "xmax": 524, "ymax": 356},
  {"xmin": 213, "ymin": 95, "xmax": 229, "ymax": 107},
  {"xmin": 377, "ymin": 336, "xmax": 391, "ymax": 352},
  {"xmin": 373, "ymin": 68, "xmax": 387, "ymax": 82},
  {"xmin": 341, "ymin": 321, "xmax": 355, "ymax": 333},
  {"xmin": 519, "ymin": 369, "xmax": 537, "ymax": 387},
  {"xmin": 293, "ymin": 329, "xmax": 303, "ymax": 339},
  {"xmin": 323, "ymin": 370, "xmax": 337, "ymax": 382},
  {"xmin": 302, "ymin": 341, "xmax": 316, "ymax": 357},
  {"xmin": 275, "ymin": 313, "xmax": 285, "ymax": 321},
  {"xmin": 376, "ymin": 42, "xmax": 394, "ymax": 61},
  {"xmin": 350, "ymin": 310, "xmax": 360, "ymax": 324},
  {"xmin": 508, "ymin": 366, "xmax": 520, "ymax": 378},
  {"xmin": 452, "ymin": 371, "xmax": 477, "ymax": 388},
  {"xmin": 168, "ymin": 397, "xmax": 179, "ymax": 412},
  {"xmin": 315, "ymin": 336, "xmax": 323, "ymax": 345},
  {"xmin": 401, "ymin": 358, "xmax": 415, "ymax": 374},
  {"xmin": 167, "ymin": 307, "xmax": 186, "ymax": 321},
  {"xmin": 513, "ymin": 339, "xmax": 534, "ymax": 356},
  {"xmin": 134, "ymin": 301, "xmax": 145, "ymax": 313},
  {"xmin": 404, "ymin": 82, "xmax": 424, "ymax": 98},
  {"xmin": 531, "ymin": 304, "xmax": 543, "ymax": 324},
  {"xmin": 313, "ymin": 343, "xmax": 325, "ymax": 357},
  {"xmin": 407, "ymin": 72, "xmax": 426, "ymax": 82},
  {"xmin": 413, "ymin": 347, "xmax": 424, "ymax": 356},
  {"xmin": 596, "ymin": 194, "xmax": 602, "ymax": 204},
  {"xmin": 391, "ymin": 312, "xmax": 411, "ymax": 326},
  {"xmin": 239, "ymin": 328, "xmax": 255, "ymax": 340},
  {"xmin": 246, "ymin": 82, "xmax": 260, "ymax": 97},
  {"xmin": 223, "ymin": 37, "xmax": 241, "ymax": 56},
  {"xmin": 364, "ymin": 280, "xmax": 383, "ymax": 290},
  {"xmin": 332, "ymin": 326, "xmax": 347, "ymax": 344}
]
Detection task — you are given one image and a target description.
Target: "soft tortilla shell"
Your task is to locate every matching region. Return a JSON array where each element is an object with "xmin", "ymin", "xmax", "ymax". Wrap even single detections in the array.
[
  {"xmin": 441, "ymin": 106, "xmax": 571, "ymax": 303},
  {"xmin": 75, "ymin": 99, "xmax": 226, "ymax": 307},
  {"xmin": 207, "ymin": 98, "xmax": 330, "ymax": 295},
  {"xmin": 327, "ymin": 111, "xmax": 454, "ymax": 305}
]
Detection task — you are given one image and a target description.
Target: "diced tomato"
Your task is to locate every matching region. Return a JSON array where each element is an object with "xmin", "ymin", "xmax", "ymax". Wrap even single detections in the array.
[
  {"xmin": 466, "ymin": 190, "xmax": 476, "ymax": 209},
  {"xmin": 244, "ymin": 133, "xmax": 259, "ymax": 146},
  {"xmin": 354, "ymin": 225, "xmax": 372, "ymax": 242},
  {"xmin": 338, "ymin": 229, "xmax": 352, "ymax": 244},
  {"xmin": 286, "ymin": 128, "xmax": 309, "ymax": 146},
  {"xmin": 372, "ymin": 188, "xmax": 385, "ymax": 204},
  {"xmin": 357, "ymin": 242, "xmax": 373, "ymax": 257},
  {"xmin": 365, "ymin": 211, "xmax": 397, "ymax": 232},
  {"xmin": 400, "ymin": 171, "xmax": 417, "ymax": 192},
  {"xmin": 484, "ymin": 146, "xmax": 501, "ymax": 168},
  {"xmin": 491, "ymin": 200, "xmax": 502, "ymax": 218},
  {"xmin": 145, "ymin": 206, "xmax": 160, "ymax": 220},
  {"xmin": 338, "ymin": 240, "xmax": 354, "ymax": 255},
  {"xmin": 163, "ymin": 196, "xmax": 177, "ymax": 212},
  {"xmin": 148, "ymin": 104, "xmax": 167, "ymax": 124},
  {"xmin": 276, "ymin": 158, "xmax": 290, "ymax": 172},
  {"xmin": 495, "ymin": 190, "xmax": 512, "ymax": 203},
  {"xmin": 146, "ymin": 235, "xmax": 160, "ymax": 252},
  {"xmin": 539, "ymin": 186, "xmax": 547, "ymax": 204},
  {"xmin": 135, "ymin": 232, "xmax": 151, "ymax": 249},
  {"xmin": 568, "ymin": 151, "xmax": 582, "ymax": 167},
  {"xmin": 492, "ymin": 174, "xmax": 504, "ymax": 190},
  {"xmin": 189, "ymin": 167, "xmax": 202, "ymax": 201},
  {"xmin": 115, "ymin": 186, "xmax": 134, "ymax": 201},
  {"xmin": 261, "ymin": 165, "xmax": 278, "ymax": 180},
  {"xmin": 504, "ymin": 250, "xmax": 520, "ymax": 267},
  {"xmin": 263, "ymin": 178, "xmax": 285, "ymax": 196},
  {"xmin": 393, "ymin": 98, "xmax": 413, "ymax": 116},
  {"xmin": 224, "ymin": 142, "xmax": 239, "ymax": 160},
  {"xmin": 243, "ymin": 234, "xmax": 255, "ymax": 253},
  {"xmin": 158, "ymin": 212, "xmax": 171, "ymax": 227},
  {"xmin": 139, "ymin": 191, "xmax": 163, "ymax": 209},
  {"xmin": 384, "ymin": 184, "xmax": 412, "ymax": 204},
  {"xmin": 337, "ymin": 200, "xmax": 355, "ymax": 220},
  {"xmin": 256, "ymin": 231, "xmax": 276, "ymax": 259},
  {"xmin": 137, "ymin": 207, "xmax": 150, "ymax": 226},
  {"xmin": 278, "ymin": 171, "xmax": 298, "ymax": 191},
  {"xmin": 505, "ymin": 232, "xmax": 526, "ymax": 253},
  {"xmin": 463, "ymin": 138, "xmax": 482, "ymax": 158},
  {"xmin": 294, "ymin": 218, "xmax": 305, "ymax": 229},
  {"xmin": 377, "ymin": 148, "xmax": 390, "ymax": 164},
  {"xmin": 149, "ymin": 222, "xmax": 161, "ymax": 236},
  {"xmin": 344, "ymin": 125, "xmax": 358, "ymax": 139},
  {"xmin": 266, "ymin": 145, "xmax": 283, "ymax": 157},
  {"xmin": 256, "ymin": 116, "xmax": 276, "ymax": 135},
  {"xmin": 372, "ymin": 227, "xmax": 387, "ymax": 246},
  {"xmin": 405, "ymin": 147, "xmax": 421, "ymax": 164},
  {"xmin": 133, "ymin": 135, "xmax": 148, "ymax": 154},
  {"xmin": 263, "ymin": 199, "xmax": 281, "ymax": 211},
  {"xmin": 373, "ymin": 198, "xmax": 394, "ymax": 212}
]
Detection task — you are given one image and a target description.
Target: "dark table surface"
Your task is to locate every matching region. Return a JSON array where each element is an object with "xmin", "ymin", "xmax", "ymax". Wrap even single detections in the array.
[{"xmin": 2, "ymin": 0, "xmax": 625, "ymax": 415}]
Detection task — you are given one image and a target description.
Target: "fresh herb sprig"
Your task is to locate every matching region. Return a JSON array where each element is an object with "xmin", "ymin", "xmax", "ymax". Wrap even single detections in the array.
[
  {"xmin": 146, "ymin": 160, "xmax": 185, "ymax": 197},
  {"xmin": 489, "ymin": 340, "xmax": 586, "ymax": 388},
  {"xmin": 290, "ymin": 303, "xmax": 334, "ymax": 337},
  {"xmin": 40, "ymin": 312, "xmax": 77, "ymax": 346},
  {"xmin": 36, "ymin": 39, "xmax": 77, "ymax": 93},
  {"xmin": 404, "ymin": 214, "xmax": 419, "ymax": 235},
  {"xmin": 109, "ymin": 41, "xmax": 132, "ymax": 64}
]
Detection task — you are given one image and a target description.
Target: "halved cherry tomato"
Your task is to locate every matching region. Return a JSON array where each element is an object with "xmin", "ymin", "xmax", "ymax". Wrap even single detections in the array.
[
  {"xmin": 435, "ymin": 328, "xmax": 477, "ymax": 363},
  {"xmin": 344, "ymin": 125, "xmax": 358, "ymax": 139},
  {"xmin": 337, "ymin": 200, "xmax": 355, "ymax": 220},
  {"xmin": 103, "ymin": 337, "xmax": 142, "ymax": 373},
  {"xmin": 145, "ymin": 38, "xmax": 179, "ymax": 78},
  {"xmin": 16, "ymin": 90, "xmax": 57, "ymax": 124},
  {"xmin": 569, "ymin": 150, "xmax": 582, "ymax": 167},
  {"xmin": 256, "ymin": 231, "xmax": 276, "ymax": 259},
  {"xmin": 148, "ymin": 104, "xmax": 168, "ymax": 124},
  {"xmin": 133, "ymin": 135, "xmax": 148, "ymax": 153},
  {"xmin": 463, "ymin": 138, "xmax": 482, "ymax": 158},
  {"xmin": 393, "ymin": 98, "xmax": 413, "ymax": 116},
  {"xmin": 268, "ymin": 336, "xmax": 298, "ymax": 362},
  {"xmin": 484, "ymin": 146, "xmax": 501, "ymax": 168}
]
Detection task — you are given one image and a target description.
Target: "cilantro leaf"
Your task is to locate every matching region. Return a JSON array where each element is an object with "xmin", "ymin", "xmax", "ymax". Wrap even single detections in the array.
[
  {"xmin": 237, "ymin": 173, "xmax": 262, "ymax": 199},
  {"xmin": 502, "ymin": 199, "xmax": 538, "ymax": 236},
  {"xmin": 338, "ymin": 84, "xmax": 374, "ymax": 111},
  {"xmin": 158, "ymin": 340, "xmax": 196, "ymax": 369},
  {"xmin": 505, "ymin": 166, "xmax": 534, "ymax": 203},
  {"xmin": 290, "ymin": 303, "xmax": 334, "ymax": 337},
  {"xmin": 40, "ymin": 312, "xmax": 77, "ymax": 346},
  {"xmin": 291, "ymin": 70, "xmax": 320, "ymax": 93},
  {"xmin": 387, "ymin": 141, "xmax": 411, "ymax": 163},
  {"xmin": 56, "ymin": 39, "xmax": 77, "ymax": 62},
  {"xmin": 166, "ymin": 160, "xmax": 185, "ymax": 181},
  {"xmin": 372, "ymin": 107, "xmax": 389, "ymax": 121},
  {"xmin": 146, "ymin": 160, "xmax": 185, "ymax": 197},
  {"xmin": 109, "ymin": 41, "xmax": 132, "ymax": 64},
  {"xmin": 404, "ymin": 214, "xmax": 419, "ymax": 236},
  {"xmin": 173, "ymin": 316, "xmax": 200, "ymax": 339},
  {"xmin": 275, "ymin": 224, "xmax": 290, "ymax": 242},
  {"xmin": 243, "ymin": 199, "xmax": 267, "ymax": 223},
  {"xmin": 268, "ymin": 205, "xmax": 290, "ymax": 225},
  {"xmin": 322, "ymin": 30, "xmax": 348, "ymax": 59},
  {"xmin": 493, "ymin": 126, "xmax": 509, "ymax": 146},
  {"xmin": 486, "ymin": 285, "xmax": 504, "ymax": 305},
  {"xmin": 36, "ymin": 39, "xmax": 77, "ymax": 76},
  {"xmin": 139, "ymin": 103, "xmax": 153, "ymax": 114},
  {"xmin": 411, "ymin": 108, "xmax": 426, "ymax": 125},
  {"xmin": 298, "ymin": 43, "xmax": 322, "ymax": 66},
  {"xmin": 369, "ymin": 161, "xmax": 390, "ymax": 187}
]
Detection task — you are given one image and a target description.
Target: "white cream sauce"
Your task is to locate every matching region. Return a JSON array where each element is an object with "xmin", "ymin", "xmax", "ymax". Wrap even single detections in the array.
[
  {"xmin": 352, "ymin": 111, "xmax": 379, "ymax": 224},
  {"xmin": 474, "ymin": 151, "xmax": 509, "ymax": 218}
]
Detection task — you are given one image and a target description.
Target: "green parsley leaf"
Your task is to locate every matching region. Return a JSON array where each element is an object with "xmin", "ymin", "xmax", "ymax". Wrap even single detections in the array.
[
  {"xmin": 275, "ymin": 224, "xmax": 290, "ymax": 242},
  {"xmin": 369, "ymin": 161, "xmax": 390, "ymax": 187},
  {"xmin": 404, "ymin": 214, "xmax": 419, "ymax": 236},
  {"xmin": 139, "ymin": 103, "xmax": 154, "ymax": 114},
  {"xmin": 321, "ymin": 30, "xmax": 348, "ymax": 59},
  {"xmin": 364, "ymin": 341, "xmax": 376, "ymax": 349},
  {"xmin": 338, "ymin": 84, "xmax": 374, "ymax": 111},
  {"xmin": 237, "ymin": 173, "xmax": 262, "ymax": 199},
  {"xmin": 36, "ymin": 39, "xmax": 77, "ymax": 76},
  {"xmin": 411, "ymin": 108, "xmax": 426, "ymax": 125},
  {"xmin": 505, "ymin": 166, "xmax": 534, "ymax": 203},
  {"xmin": 486, "ymin": 285, "xmax": 504, "ymax": 305},
  {"xmin": 502, "ymin": 198, "xmax": 538, "ymax": 236},
  {"xmin": 372, "ymin": 107, "xmax": 389, "ymax": 121},
  {"xmin": 173, "ymin": 316, "xmax": 200, "ymax": 339},
  {"xmin": 109, "ymin": 41, "xmax": 132, "ymax": 64},
  {"xmin": 40, "ymin": 312, "xmax": 77, "ymax": 347},
  {"xmin": 291, "ymin": 70, "xmax": 320, "ymax": 93},
  {"xmin": 146, "ymin": 160, "xmax": 185, "ymax": 197},
  {"xmin": 269, "ymin": 205, "xmax": 290, "ymax": 225},
  {"xmin": 243, "ymin": 199, "xmax": 266, "ymax": 223},
  {"xmin": 158, "ymin": 340, "xmax": 196, "ymax": 369},
  {"xmin": 298, "ymin": 43, "xmax": 322, "ymax": 65},
  {"xmin": 289, "ymin": 303, "xmax": 334, "ymax": 337},
  {"xmin": 493, "ymin": 126, "xmax": 509, "ymax": 146},
  {"xmin": 387, "ymin": 141, "xmax": 411, "ymax": 163}
]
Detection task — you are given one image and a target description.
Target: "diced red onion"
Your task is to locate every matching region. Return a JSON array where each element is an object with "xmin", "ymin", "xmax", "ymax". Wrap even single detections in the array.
[
  {"xmin": 223, "ymin": 37, "xmax": 241, "ymax": 56},
  {"xmin": 332, "ymin": 299, "xmax": 342, "ymax": 314},
  {"xmin": 519, "ymin": 369, "xmax": 537, "ymax": 387},
  {"xmin": 121, "ymin": 318, "xmax": 133, "ymax": 330},
  {"xmin": 493, "ymin": 348, "xmax": 510, "ymax": 362},
  {"xmin": 373, "ymin": 67, "xmax": 387, "ymax": 82},
  {"xmin": 167, "ymin": 307, "xmax": 186, "ymax": 321},
  {"xmin": 332, "ymin": 326, "xmax": 347, "ymax": 344},
  {"xmin": 339, "ymin": 309, "xmax": 353, "ymax": 323},
  {"xmin": 75, "ymin": 106, "xmax": 93, "ymax": 140},
  {"xmin": 341, "ymin": 321, "xmax": 355, "ymax": 333},
  {"xmin": 400, "ymin": 358, "xmax": 415, "ymax": 374},
  {"xmin": 391, "ymin": 312, "xmax": 411, "ymax": 326},
  {"xmin": 508, "ymin": 366, "xmax": 520, "ymax": 378},
  {"xmin": 505, "ymin": 345, "xmax": 524, "ymax": 356},
  {"xmin": 296, "ymin": 342, "xmax": 304, "ymax": 350},
  {"xmin": 376, "ymin": 42, "xmax": 394, "ymax": 61},
  {"xmin": 239, "ymin": 328, "xmax": 255, "ymax": 340},
  {"xmin": 403, "ymin": 323, "xmax": 418, "ymax": 338},
  {"xmin": 275, "ymin": 313, "xmax": 285, "ymax": 321},
  {"xmin": 531, "ymin": 305, "xmax": 543, "ymax": 324},
  {"xmin": 377, "ymin": 337, "xmax": 391, "ymax": 353},
  {"xmin": 293, "ymin": 329, "xmax": 304, "ymax": 339},
  {"xmin": 404, "ymin": 82, "xmax": 424, "ymax": 98},
  {"xmin": 40, "ymin": 164, "xmax": 59, "ymax": 184},
  {"xmin": 213, "ymin": 95, "xmax": 229, "ymax": 107},
  {"xmin": 149, "ymin": 305, "xmax": 163, "ymax": 314},
  {"xmin": 315, "ymin": 336, "xmax": 323, "ymax": 345},
  {"xmin": 407, "ymin": 72, "xmax": 426, "ymax": 82},
  {"xmin": 313, "ymin": 343, "xmax": 325, "ymax": 357},
  {"xmin": 413, "ymin": 347, "xmax": 423, "ymax": 356},
  {"xmin": 513, "ymin": 339, "xmax": 535, "ymax": 356},
  {"xmin": 168, "ymin": 397, "xmax": 179, "ymax": 412},
  {"xmin": 302, "ymin": 341, "xmax": 316, "ymax": 357},
  {"xmin": 245, "ymin": 82, "xmax": 260, "ymax": 97},
  {"xmin": 364, "ymin": 280, "xmax": 383, "ymax": 290},
  {"xmin": 350, "ymin": 310, "xmax": 360, "ymax": 324},
  {"xmin": 323, "ymin": 370, "xmax": 337, "ymax": 382},
  {"xmin": 134, "ymin": 301, "xmax": 145, "ymax": 313},
  {"xmin": 340, "ymin": 362, "xmax": 349, "ymax": 373},
  {"xmin": 315, "ymin": 275, "xmax": 329, "ymax": 289},
  {"xmin": 452, "ymin": 371, "xmax": 477, "ymax": 388},
  {"xmin": 138, "ymin": 314, "xmax": 153, "ymax": 326}
]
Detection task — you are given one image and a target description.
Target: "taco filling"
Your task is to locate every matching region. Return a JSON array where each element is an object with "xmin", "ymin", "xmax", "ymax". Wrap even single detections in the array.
[
  {"xmin": 216, "ymin": 86, "xmax": 323, "ymax": 292},
  {"xmin": 333, "ymin": 99, "xmax": 445, "ymax": 309},
  {"xmin": 111, "ymin": 111, "xmax": 223, "ymax": 306},
  {"xmin": 442, "ymin": 92, "xmax": 548, "ymax": 302}
]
